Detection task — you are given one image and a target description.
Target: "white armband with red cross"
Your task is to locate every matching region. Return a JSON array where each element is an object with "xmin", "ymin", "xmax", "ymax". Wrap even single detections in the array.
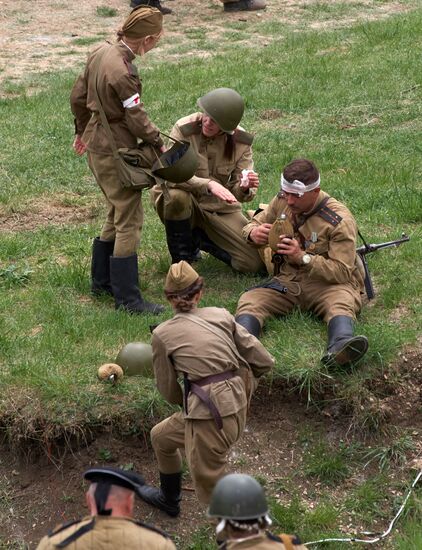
[{"xmin": 122, "ymin": 93, "xmax": 140, "ymax": 109}]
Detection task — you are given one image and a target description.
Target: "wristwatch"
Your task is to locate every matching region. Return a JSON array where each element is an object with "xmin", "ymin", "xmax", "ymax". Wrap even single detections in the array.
[{"xmin": 302, "ymin": 253, "xmax": 312, "ymax": 265}]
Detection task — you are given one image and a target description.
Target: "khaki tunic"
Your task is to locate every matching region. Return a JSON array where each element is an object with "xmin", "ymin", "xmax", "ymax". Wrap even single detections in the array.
[
  {"xmin": 222, "ymin": 532, "xmax": 308, "ymax": 549},
  {"xmin": 150, "ymin": 306, "xmax": 274, "ymax": 503},
  {"xmin": 236, "ymin": 191, "xmax": 364, "ymax": 324},
  {"xmin": 70, "ymin": 42, "xmax": 163, "ymax": 256},
  {"xmin": 36, "ymin": 515, "xmax": 175, "ymax": 550},
  {"xmin": 150, "ymin": 113, "xmax": 265, "ymax": 272}
]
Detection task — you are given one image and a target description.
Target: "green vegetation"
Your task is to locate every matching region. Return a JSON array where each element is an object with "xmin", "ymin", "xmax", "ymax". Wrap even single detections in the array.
[
  {"xmin": 0, "ymin": 1, "xmax": 421, "ymax": 548},
  {"xmin": 96, "ymin": 6, "xmax": 118, "ymax": 18}
]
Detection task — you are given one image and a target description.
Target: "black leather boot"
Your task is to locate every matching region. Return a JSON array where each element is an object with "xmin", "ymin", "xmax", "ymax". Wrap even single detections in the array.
[
  {"xmin": 130, "ymin": 0, "xmax": 172, "ymax": 15},
  {"xmin": 110, "ymin": 255, "xmax": 164, "ymax": 314},
  {"xmin": 235, "ymin": 314, "xmax": 261, "ymax": 338},
  {"xmin": 195, "ymin": 228, "xmax": 232, "ymax": 267},
  {"xmin": 322, "ymin": 315, "xmax": 368, "ymax": 367},
  {"xmin": 138, "ymin": 472, "xmax": 181, "ymax": 517},
  {"xmin": 164, "ymin": 219, "xmax": 197, "ymax": 263},
  {"xmin": 91, "ymin": 237, "xmax": 114, "ymax": 296}
]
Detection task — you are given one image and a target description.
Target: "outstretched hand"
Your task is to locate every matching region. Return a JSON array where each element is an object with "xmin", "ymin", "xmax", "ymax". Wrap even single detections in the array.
[{"xmin": 208, "ymin": 180, "xmax": 238, "ymax": 203}]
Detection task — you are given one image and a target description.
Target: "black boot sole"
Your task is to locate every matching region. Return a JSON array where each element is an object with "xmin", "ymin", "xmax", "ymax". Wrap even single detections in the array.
[{"xmin": 322, "ymin": 336, "xmax": 368, "ymax": 367}]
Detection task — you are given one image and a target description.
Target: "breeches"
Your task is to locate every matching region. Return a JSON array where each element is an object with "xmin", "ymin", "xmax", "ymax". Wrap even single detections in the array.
[
  {"xmin": 152, "ymin": 187, "xmax": 264, "ymax": 273},
  {"xmin": 236, "ymin": 275, "xmax": 362, "ymax": 326},
  {"xmin": 150, "ymin": 408, "xmax": 247, "ymax": 504},
  {"xmin": 88, "ymin": 152, "xmax": 144, "ymax": 257}
]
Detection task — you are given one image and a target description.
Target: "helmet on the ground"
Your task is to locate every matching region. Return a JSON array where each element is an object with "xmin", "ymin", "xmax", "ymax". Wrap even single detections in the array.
[
  {"xmin": 115, "ymin": 342, "xmax": 153, "ymax": 377},
  {"xmin": 208, "ymin": 474, "xmax": 268, "ymax": 520},
  {"xmin": 152, "ymin": 140, "xmax": 199, "ymax": 183},
  {"xmin": 197, "ymin": 88, "xmax": 244, "ymax": 133}
]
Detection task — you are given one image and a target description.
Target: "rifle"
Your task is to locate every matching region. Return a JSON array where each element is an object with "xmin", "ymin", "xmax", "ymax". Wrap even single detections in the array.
[{"xmin": 356, "ymin": 231, "xmax": 410, "ymax": 300}]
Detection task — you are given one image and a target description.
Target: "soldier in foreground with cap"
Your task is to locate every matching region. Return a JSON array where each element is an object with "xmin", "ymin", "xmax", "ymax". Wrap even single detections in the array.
[
  {"xmin": 36, "ymin": 467, "xmax": 175, "ymax": 549},
  {"xmin": 208, "ymin": 473, "xmax": 308, "ymax": 549},
  {"xmin": 70, "ymin": 7, "xmax": 165, "ymax": 315},
  {"xmin": 235, "ymin": 158, "xmax": 368, "ymax": 368},
  {"xmin": 151, "ymin": 88, "xmax": 266, "ymax": 273},
  {"xmin": 137, "ymin": 261, "xmax": 275, "ymax": 515}
]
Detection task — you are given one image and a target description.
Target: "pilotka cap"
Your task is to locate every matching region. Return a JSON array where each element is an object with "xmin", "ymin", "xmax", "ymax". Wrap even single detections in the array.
[
  {"xmin": 165, "ymin": 261, "xmax": 199, "ymax": 294},
  {"xmin": 121, "ymin": 6, "xmax": 163, "ymax": 39}
]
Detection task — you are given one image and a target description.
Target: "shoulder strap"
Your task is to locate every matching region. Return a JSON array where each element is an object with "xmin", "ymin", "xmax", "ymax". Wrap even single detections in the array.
[
  {"xmin": 133, "ymin": 519, "xmax": 171, "ymax": 539},
  {"xmin": 317, "ymin": 201, "xmax": 343, "ymax": 226},
  {"xmin": 278, "ymin": 533, "xmax": 295, "ymax": 550},
  {"xmin": 91, "ymin": 46, "xmax": 120, "ymax": 160},
  {"xmin": 48, "ymin": 518, "xmax": 82, "ymax": 537},
  {"xmin": 54, "ymin": 518, "xmax": 96, "ymax": 548}
]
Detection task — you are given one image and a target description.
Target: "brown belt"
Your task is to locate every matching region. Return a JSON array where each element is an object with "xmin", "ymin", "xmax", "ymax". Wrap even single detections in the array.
[{"xmin": 183, "ymin": 371, "xmax": 236, "ymax": 430}]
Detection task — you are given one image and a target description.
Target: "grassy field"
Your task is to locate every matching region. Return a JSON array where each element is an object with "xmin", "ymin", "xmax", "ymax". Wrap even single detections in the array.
[{"xmin": 1, "ymin": 1, "xmax": 421, "ymax": 548}]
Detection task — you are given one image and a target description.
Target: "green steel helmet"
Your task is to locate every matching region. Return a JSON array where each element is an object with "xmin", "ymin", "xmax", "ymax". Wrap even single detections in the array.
[
  {"xmin": 152, "ymin": 140, "xmax": 199, "ymax": 183},
  {"xmin": 208, "ymin": 474, "xmax": 268, "ymax": 520},
  {"xmin": 115, "ymin": 342, "xmax": 153, "ymax": 378},
  {"xmin": 197, "ymin": 88, "xmax": 244, "ymax": 133}
]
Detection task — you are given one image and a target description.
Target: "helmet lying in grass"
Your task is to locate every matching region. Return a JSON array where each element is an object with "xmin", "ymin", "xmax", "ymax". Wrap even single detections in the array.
[
  {"xmin": 97, "ymin": 363, "xmax": 124, "ymax": 382},
  {"xmin": 115, "ymin": 342, "xmax": 153, "ymax": 378}
]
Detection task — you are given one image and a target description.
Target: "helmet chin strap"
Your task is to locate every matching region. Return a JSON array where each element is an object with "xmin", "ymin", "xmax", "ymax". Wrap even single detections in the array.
[{"xmin": 95, "ymin": 483, "xmax": 113, "ymax": 516}]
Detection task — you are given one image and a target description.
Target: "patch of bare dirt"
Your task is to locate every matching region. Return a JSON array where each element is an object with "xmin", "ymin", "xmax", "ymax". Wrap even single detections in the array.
[
  {"xmin": 0, "ymin": 1, "xmax": 416, "ymax": 93},
  {"xmin": 1, "ymin": 349, "xmax": 421, "ymax": 549}
]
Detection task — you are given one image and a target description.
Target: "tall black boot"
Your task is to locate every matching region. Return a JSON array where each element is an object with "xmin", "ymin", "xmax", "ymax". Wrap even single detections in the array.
[
  {"xmin": 235, "ymin": 314, "xmax": 261, "ymax": 338},
  {"xmin": 195, "ymin": 228, "xmax": 232, "ymax": 267},
  {"xmin": 110, "ymin": 255, "xmax": 164, "ymax": 315},
  {"xmin": 165, "ymin": 219, "xmax": 199, "ymax": 263},
  {"xmin": 91, "ymin": 237, "xmax": 114, "ymax": 296},
  {"xmin": 130, "ymin": 0, "xmax": 173, "ymax": 14},
  {"xmin": 322, "ymin": 315, "xmax": 368, "ymax": 367},
  {"xmin": 138, "ymin": 472, "xmax": 181, "ymax": 517}
]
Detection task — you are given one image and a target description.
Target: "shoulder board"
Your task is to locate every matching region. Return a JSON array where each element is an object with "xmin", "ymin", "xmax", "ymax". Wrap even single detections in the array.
[
  {"xmin": 179, "ymin": 120, "xmax": 202, "ymax": 137},
  {"xmin": 317, "ymin": 204, "xmax": 342, "ymax": 226},
  {"xmin": 134, "ymin": 519, "xmax": 171, "ymax": 539},
  {"xmin": 268, "ymin": 532, "xmax": 303, "ymax": 546},
  {"xmin": 234, "ymin": 128, "xmax": 254, "ymax": 145},
  {"xmin": 48, "ymin": 518, "xmax": 82, "ymax": 537}
]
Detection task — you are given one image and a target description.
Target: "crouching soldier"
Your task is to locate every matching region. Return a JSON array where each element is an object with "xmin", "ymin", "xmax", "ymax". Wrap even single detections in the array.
[{"xmin": 138, "ymin": 261, "xmax": 275, "ymax": 514}]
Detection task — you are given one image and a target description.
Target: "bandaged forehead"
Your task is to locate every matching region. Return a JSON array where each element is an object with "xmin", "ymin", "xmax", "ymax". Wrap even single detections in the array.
[{"xmin": 281, "ymin": 175, "xmax": 320, "ymax": 197}]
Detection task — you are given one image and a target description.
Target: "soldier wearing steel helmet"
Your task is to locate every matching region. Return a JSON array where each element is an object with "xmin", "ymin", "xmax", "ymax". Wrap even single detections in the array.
[
  {"xmin": 36, "ymin": 467, "xmax": 175, "ymax": 549},
  {"xmin": 70, "ymin": 7, "xmax": 165, "ymax": 315},
  {"xmin": 208, "ymin": 474, "xmax": 308, "ymax": 549},
  {"xmin": 137, "ymin": 261, "xmax": 275, "ymax": 515},
  {"xmin": 150, "ymin": 88, "xmax": 266, "ymax": 273}
]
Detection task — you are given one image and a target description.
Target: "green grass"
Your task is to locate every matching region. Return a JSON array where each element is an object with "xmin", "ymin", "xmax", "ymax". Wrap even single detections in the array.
[{"xmin": 1, "ymin": 2, "xmax": 422, "ymax": 548}]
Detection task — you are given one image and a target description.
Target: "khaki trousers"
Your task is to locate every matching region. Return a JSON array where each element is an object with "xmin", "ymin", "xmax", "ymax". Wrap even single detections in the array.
[
  {"xmin": 236, "ymin": 276, "xmax": 362, "ymax": 326},
  {"xmin": 88, "ymin": 152, "xmax": 144, "ymax": 257},
  {"xmin": 152, "ymin": 188, "xmax": 264, "ymax": 273},
  {"xmin": 150, "ymin": 408, "xmax": 247, "ymax": 504}
]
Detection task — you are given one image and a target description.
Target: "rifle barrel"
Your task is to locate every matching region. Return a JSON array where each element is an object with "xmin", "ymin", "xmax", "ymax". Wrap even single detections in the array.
[{"xmin": 356, "ymin": 235, "xmax": 409, "ymax": 255}]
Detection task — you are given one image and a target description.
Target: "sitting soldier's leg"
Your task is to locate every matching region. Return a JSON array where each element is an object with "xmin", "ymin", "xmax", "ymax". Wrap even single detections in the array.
[
  {"xmin": 310, "ymin": 283, "xmax": 368, "ymax": 366},
  {"xmin": 236, "ymin": 285, "xmax": 297, "ymax": 338},
  {"xmin": 138, "ymin": 412, "xmax": 184, "ymax": 517}
]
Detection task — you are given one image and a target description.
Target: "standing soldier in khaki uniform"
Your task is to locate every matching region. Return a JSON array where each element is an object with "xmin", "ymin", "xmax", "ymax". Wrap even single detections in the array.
[
  {"xmin": 235, "ymin": 158, "xmax": 368, "ymax": 367},
  {"xmin": 208, "ymin": 474, "xmax": 308, "ymax": 549},
  {"xmin": 36, "ymin": 467, "xmax": 176, "ymax": 549},
  {"xmin": 138, "ymin": 261, "xmax": 274, "ymax": 515},
  {"xmin": 70, "ymin": 7, "xmax": 165, "ymax": 315},
  {"xmin": 151, "ymin": 88, "xmax": 265, "ymax": 273}
]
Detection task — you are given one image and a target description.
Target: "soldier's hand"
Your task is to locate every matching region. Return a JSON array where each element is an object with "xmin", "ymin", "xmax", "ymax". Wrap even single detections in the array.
[
  {"xmin": 73, "ymin": 135, "xmax": 87, "ymax": 156},
  {"xmin": 250, "ymin": 223, "xmax": 272, "ymax": 245},
  {"xmin": 208, "ymin": 180, "xmax": 238, "ymax": 203},
  {"xmin": 277, "ymin": 235, "xmax": 303, "ymax": 263},
  {"xmin": 240, "ymin": 171, "xmax": 259, "ymax": 190}
]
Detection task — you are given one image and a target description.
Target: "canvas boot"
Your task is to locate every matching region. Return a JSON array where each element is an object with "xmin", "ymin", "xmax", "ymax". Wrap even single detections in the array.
[
  {"xmin": 91, "ymin": 237, "xmax": 114, "ymax": 296},
  {"xmin": 110, "ymin": 254, "xmax": 164, "ymax": 315},
  {"xmin": 322, "ymin": 315, "xmax": 368, "ymax": 367},
  {"xmin": 130, "ymin": 0, "xmax": 173, "ymax": 15},
  {"xmin": 164, "ymin": 219, "xmax": 198, "ymax": 263},
  {"xmin": 235, "ymin": 314, "xmax": 261, "ymax": 338},
  {"xmin": 138, "ymin": 472, "xmax": 182, "ymax": 517},
  {"xmin": 224, "ymin": 0, "xmax": 266, "ymax": 12}
]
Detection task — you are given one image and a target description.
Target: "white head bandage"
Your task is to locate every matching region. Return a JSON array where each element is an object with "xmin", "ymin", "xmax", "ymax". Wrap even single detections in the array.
[{"xmin": 281, "ymin": 175, "xmax": 320, "ymax": 197}]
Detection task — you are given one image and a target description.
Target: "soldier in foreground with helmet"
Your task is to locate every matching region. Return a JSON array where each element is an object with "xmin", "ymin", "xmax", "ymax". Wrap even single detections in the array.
[
  {"xmin": 36, "ymin": 467, "xmax": 175, "ymax": 549},
  {"xmin": 137, "ymin": 261, "xmax": 275, "ymax": 515},
  {"xmin": 235, "ymin": 158, "xmax": 368, "ymax": 368},
  {"xmin": 208, "ymin": 474, "xmax": 308, "ymax": 549},
  {"xmin": 151, "ymin": 88, "xmax": 266, "ymax": 273},
  {"xmin": 70, "ymin": 7, "xmax": 165, "ymax": 315}
]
